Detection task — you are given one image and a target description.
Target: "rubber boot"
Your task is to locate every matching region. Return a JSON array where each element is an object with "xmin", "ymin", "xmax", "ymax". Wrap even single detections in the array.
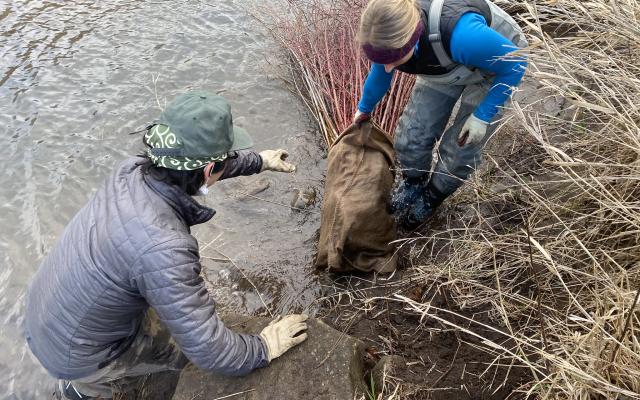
[
  {"xmin": 400, "ymin": 192, "xmax": 434, "ymax": 230},
  {"xmin": 390, "ymin": 175, "xmax": 430, "ymax": 229}
]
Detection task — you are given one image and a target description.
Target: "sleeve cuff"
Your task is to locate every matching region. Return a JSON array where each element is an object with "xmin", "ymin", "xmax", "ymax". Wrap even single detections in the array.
[
  {"xmin": 357, "ymin": 102, "xmax": 373, "ymax": 114},
  {"xmin": 473, "ymin": 109, "xmax": 493, "ymax": 124},
  {"xmin": 257, "ymin": 334, "xmax": 270, "ymax": 367}
]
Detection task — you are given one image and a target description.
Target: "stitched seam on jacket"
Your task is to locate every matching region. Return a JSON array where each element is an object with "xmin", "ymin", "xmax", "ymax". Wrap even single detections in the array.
[
  {"xmin": 129, "ymin": 238, "xmax": 195, "ymax": 280},
  {"xmin": 134, "ymin": 274, "xmax": 201, "ymax": 294}
]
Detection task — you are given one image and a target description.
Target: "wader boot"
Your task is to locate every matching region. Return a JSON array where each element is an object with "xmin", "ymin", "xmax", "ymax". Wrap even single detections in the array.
[{"xmin": 390, "ymin": 175, "xmax": 433, "ymax": 229}]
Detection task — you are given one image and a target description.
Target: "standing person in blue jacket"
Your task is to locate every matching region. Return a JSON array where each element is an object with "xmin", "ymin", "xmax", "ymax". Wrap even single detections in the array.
[
  {"xmin": 25, "ymin": 91, "xmax": 309, "ymax": 400},
  {"xmin": 355, "ymin": 0, "xmax": 528, "ymax": 228}
]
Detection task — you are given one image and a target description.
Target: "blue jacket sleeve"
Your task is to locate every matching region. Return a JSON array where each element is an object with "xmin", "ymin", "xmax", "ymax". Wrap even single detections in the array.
[
  {"xmin": 357, "ymin": 63, "xmax": 394, "ymax": 113},
  {"xmin": 450, "ymin": 13, "xmax": 527, "ymax": 122}
]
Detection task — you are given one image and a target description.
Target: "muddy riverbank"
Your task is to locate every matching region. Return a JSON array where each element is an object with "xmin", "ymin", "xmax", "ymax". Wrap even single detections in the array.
[{"xmin": 316, "ymin": 122, "xmax": 541, "ymax": 399}]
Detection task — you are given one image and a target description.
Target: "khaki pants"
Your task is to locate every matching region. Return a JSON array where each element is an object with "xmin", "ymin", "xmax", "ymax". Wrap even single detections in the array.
[{"xmin": 72, "ymin": 310, "xmax": 188, "ymax": 398}]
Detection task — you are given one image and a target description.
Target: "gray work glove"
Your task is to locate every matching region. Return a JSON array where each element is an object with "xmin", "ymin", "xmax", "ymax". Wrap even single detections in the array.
[
  {"xmin": 259, "ymin": 149, "xmax": 296, "ymax": 173},
  {"xmin": 458, "ymin": 114, "xmax": 489, "ymax": 147},
  {"xmin": 259, "ymin": 314, "xmax": 309, "ymax": 362}
]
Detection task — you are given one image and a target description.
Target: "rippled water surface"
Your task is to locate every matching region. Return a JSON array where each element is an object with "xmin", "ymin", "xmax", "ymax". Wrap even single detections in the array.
[{"xmin": 0, "ymin": 1, "xmax": 325, "ymax": 398}]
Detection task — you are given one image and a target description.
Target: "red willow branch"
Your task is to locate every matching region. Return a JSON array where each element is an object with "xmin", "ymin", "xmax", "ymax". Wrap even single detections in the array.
[{"xmin": 261, "ymin": 0, "xmax": 416, "ymax": 143}]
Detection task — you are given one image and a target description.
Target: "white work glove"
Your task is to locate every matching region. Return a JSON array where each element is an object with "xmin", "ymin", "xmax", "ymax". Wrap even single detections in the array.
[
  {"xmin": 457, "ymin": 114, "xmax": 489, "ymax": 147},
  {"xmin": 353, "ymin": 110, "xmax": 370, "ymax": 127},
  {"xmin": 259, "ymin": 314, "xmax": 309, "ymax": 362},
  {"xmin": 259, "ymin": 149, "xmax": 296, "ymax": 173}
]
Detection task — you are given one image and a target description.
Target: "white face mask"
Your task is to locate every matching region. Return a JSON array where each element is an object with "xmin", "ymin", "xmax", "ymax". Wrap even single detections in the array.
[{"xmin": 194, "ymin": 184, "xmax": 209, "ymax": 197}]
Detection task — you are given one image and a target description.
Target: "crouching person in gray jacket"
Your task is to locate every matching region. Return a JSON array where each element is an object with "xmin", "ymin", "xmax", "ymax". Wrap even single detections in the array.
[{"xmin": 25, "ymin": 91, "xmax": 308, "ymax": 400}]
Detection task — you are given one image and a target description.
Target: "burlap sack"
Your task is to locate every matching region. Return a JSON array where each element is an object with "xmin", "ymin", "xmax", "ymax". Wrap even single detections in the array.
[{"xmin": 315, "ymin": 122, "xmax": 397, "ymax": 273}]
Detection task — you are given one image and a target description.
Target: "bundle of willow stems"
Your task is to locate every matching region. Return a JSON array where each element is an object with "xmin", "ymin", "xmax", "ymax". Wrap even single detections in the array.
[
  {"xmin": 262, "ymin": 0, "xmax": 415, "ymax": 145},
  {"xmin": 263, "ymin": 0, "xmax": 640, "ymax": 398}
]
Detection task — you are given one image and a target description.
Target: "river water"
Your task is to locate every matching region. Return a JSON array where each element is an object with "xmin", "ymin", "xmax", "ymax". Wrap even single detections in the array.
[{"xmin": 0, "ymin": 1, "xmax": 326, "ymax": 398}]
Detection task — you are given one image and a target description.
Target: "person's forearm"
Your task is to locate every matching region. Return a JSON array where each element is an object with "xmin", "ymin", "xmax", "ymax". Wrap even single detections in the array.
[
  {"xmin": 451, "ymin": 13, "xmax": 527, "ymax": 122},
  {"xmin": 136, "ymin": 243, "xmax": 269, "ymax": 376},
  {"xmin": 357, "ymin": 63, "xmax": 394, "ymax": 113},
  {"xmin": 474, "ymin": 59, "xmax": 527, "ymax": 122},
  {"xmin": 220, "ymin": 150, "xmax": 262, "ymax": 180}
]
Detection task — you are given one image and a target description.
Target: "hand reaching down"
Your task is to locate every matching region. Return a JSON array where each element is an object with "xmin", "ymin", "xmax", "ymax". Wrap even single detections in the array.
[{"xmin": 259, "ymin": 149, "xmax": 296, "ymax": 173}]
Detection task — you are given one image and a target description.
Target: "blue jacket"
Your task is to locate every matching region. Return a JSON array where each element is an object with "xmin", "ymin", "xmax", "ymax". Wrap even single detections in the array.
[
  {"xmin": 358, "ymin": 12, "xmax": 527, "ymax": 122},
  {"xmin": 25, "ymin": 152, "xmax": 268, "ymax": 380}
]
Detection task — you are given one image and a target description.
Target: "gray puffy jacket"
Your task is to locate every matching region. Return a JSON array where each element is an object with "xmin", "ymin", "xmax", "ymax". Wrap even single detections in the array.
[{"xmin": 25, "ymin": 152, "xmax": 268, "ymax": 380}]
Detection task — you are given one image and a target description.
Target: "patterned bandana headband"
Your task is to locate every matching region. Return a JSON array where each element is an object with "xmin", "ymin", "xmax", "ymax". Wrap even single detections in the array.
[
  {"xmin": 362, "ymin": 20, "xmax": 424, "ymax": 65},
  {"xmin": 143, "ymin": 124, "xmax": 228, "ymax": 171}
]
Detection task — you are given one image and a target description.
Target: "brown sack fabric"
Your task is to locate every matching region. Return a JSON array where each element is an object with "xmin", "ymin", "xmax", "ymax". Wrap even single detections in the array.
[{"xmin": 315, "ymin": 122, "xmax": 397, "ymax": 273}]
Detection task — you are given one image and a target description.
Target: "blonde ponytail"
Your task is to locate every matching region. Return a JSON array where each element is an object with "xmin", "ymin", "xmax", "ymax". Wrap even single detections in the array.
[{"xmin": 357, "ymin": 0, "xmax": 421, "ymax": 49}]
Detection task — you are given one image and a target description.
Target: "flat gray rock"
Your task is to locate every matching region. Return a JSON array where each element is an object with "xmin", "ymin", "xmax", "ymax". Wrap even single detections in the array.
[{"xmin": 171, "ymin": 315, "xmax": 365, "ymax": 400}]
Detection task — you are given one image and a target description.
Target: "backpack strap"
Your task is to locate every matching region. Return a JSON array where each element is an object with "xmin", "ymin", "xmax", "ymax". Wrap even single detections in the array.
[{"xmin": 427, "ymin": 0, "xmax": 456, "ymax": 70}]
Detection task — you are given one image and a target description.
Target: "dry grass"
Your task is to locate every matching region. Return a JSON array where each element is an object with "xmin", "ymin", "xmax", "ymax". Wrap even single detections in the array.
[
  {"xmin": 398, "ymin": 0, "xmax": 640, "ymax": 397},
  {"xmin": 263, "ymin": 0, "xmax": 640, "ymax": 398}
]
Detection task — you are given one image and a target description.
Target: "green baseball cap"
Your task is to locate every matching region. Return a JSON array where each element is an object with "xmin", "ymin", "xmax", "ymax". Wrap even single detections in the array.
[{"xmin": 143, "ymin": 91, "xmax": 253, "ymax": 170}]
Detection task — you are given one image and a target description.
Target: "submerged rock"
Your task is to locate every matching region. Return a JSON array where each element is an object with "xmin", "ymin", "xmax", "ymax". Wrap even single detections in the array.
[
  {"xmin": 171, "ymin": 315, "xmax": 366, "ymax": 400},
  {"xmin": 290, "ymin": 187, "xmax": 317, "ymax": 209},
  {"xmin": 234, "ymin": 177, "xmax": 271, "ymax": 200}
]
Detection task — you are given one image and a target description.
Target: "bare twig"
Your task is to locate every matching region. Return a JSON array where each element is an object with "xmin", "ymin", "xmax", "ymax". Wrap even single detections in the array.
[
  {"xmin": 609, "ymin": 289, "xmax": 640, "ymax": 364},
  {"xmin": 212, "ymin": 389, "xmax": 256, "ymax": 400}
]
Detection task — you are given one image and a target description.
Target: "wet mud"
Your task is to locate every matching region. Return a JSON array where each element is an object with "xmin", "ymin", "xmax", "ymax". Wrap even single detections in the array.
[
  {"xmin": 325, "ymin": 279, "xmax": 532, "ymax": 399},
  {"xmin": 321, "ymin": 243, "xmax": 533, "ymax": 399}
]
